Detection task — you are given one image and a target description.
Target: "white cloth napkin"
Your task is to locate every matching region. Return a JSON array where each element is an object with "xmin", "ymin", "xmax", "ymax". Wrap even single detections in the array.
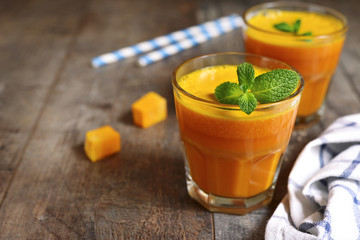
[{"xmin": 265, "ymin": 113, "xmax": 360, "ymax": 240}]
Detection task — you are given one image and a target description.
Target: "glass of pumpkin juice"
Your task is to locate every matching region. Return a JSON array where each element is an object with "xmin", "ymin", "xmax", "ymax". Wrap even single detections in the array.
[
  {"xmin": 172, "ymin": 53, "xmax": 304, "ymax": 214},
  {"xmin": 243, "ymin": 2, "xmax": 348, "ymax": 127}
]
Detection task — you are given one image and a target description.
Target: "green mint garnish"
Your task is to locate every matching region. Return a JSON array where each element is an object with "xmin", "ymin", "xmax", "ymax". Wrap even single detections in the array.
[
  {"xmin": 274, "ymin": 19, "xmax": 312, "ymax": 36},
  {"xmin": 301, "ymin": 32, "xmax": 312, "ymax": 36},
  {"xmin": 293, "ymin": 19, "xmax": 301, "ymax": 33},
  {"xmin": 214, "ymin": 63, "xmax": 300, "ymax": 115},
  {"xmin": 214, "ymin": 82, "xmax": 244, "ymax": 105},
  {"xmin": 238, "ymin": 92, "xmax": 257, "ymax": 115},
  {"xmin": 237, "ymin": 62, "xmax": 255, "ymax": 92},
  {"xmin": 274, "ymin": 22, "xmax": 293, "ymax": 32},
  {"xmin": 252, "ymin": 69, "xmax": 300, "ymax": 104}
]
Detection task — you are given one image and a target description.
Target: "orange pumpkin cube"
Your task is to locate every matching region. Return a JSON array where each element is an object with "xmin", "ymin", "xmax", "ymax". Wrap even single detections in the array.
[
  {"xmin": 84, "ymin": 125, "xmax": 121, "ymax": 162},
  {"xmin": 132, "ymin": 91, "xmax": 167, "ymax": 128}
]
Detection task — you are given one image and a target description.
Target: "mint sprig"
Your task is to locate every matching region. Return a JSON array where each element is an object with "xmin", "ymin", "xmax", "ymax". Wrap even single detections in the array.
[
  {"xmin": 274, "ymin": 19, "xmax": 312, "ymax": 36},
  {"xmin": 214, "ymin": 82, "xmax": 244, "ymax": 105},
  {"xmin": 238, "ymin": 92, "xmax": 257, "ymax": 115},
  {"xmin": 237, "ymin": 62, "xmax": 254, "ymax": 92},
  {"xmin": 214, "ymin": 63, "xmax": 300, "ymax": 115},
  {"xmin": 252, "ymin": 69, "xmax": 300, "ymax": 103}
]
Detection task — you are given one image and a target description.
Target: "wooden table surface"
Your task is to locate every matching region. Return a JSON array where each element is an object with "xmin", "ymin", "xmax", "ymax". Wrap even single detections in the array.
[{"xmin": 1, "ymin": 0, "xmax": 359, "ymax": 239}]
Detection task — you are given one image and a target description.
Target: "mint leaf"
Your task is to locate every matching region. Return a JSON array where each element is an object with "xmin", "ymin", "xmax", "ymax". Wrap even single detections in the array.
[
  {"xmin": 274, "ymin": 19, "xmax": 312, "ymax": 38},
  {"xmin": 301, "ymin": 32, "xmax": 312, "ymax": 36},
  {"xmin": 293, "ymin": 19, "xmax": 301, "ymax": 33},
  {"xmin": 237, "ymin": 63, "xmax": 255, "ymax": 92},
  {"xmin": 251, "ymin": 69, "xmax": 300, "ymax": 103},
  {"xmin": 214, "ymin": 82, "xmax": 243, "ymax": 105},
  {"xmin": 214, "ymin": 63, "xmax": 300, "ymax": 115},
  {"xmin": 274, "ymin": 22, "xmax": 293, "ymax": 32},
  {"xmin": 238, "ymin": 92, "xmax": 257, "ymax": 115}
]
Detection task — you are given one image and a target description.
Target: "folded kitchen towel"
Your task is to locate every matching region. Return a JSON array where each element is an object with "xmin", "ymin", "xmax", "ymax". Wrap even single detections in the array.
[{"xmin": 265, "ymin": 113, "xmax": 360, "ymax": 240}]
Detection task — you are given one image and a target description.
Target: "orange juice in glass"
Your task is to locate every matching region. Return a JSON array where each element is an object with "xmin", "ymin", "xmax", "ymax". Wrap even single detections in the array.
[
  {"xmin": 172, "ymin": 53, "xmax": 304, "ymax": 214},
  {"xmin": 243, "ymin": 2, "xmax": 348, "ymax": 126}
]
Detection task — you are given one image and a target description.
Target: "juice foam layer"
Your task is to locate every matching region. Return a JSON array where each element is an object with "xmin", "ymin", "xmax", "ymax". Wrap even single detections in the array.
[{"xmin": 179, "ymin": 65, "xmax": 268, "ymax": 102}]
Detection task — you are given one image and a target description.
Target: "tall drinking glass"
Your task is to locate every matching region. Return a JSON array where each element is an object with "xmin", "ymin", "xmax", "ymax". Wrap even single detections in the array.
[
  {"xmin": 172, "ymin": 53, "xmax": 304, "ymax": 214},
  {"xmin": 243, "ymin": 2, "xmax": 348, "ymax": 127}
]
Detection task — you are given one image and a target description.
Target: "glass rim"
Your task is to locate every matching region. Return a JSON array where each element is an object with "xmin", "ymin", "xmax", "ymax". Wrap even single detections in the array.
[
  {"xmin": 171, "ymin": 52, "xmax": 305, "ymax": 111},
  {"xmin": 243, "ymin": 1, "xmax": 349, "ymax": 39}
]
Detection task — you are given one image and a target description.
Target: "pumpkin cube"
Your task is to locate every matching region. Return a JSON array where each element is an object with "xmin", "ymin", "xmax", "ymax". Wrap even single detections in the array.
[
  {"xmin": 132, "ymin": 91, "xmax": 167, "ymax": 128},
  {"xmin": 84, "ymin": 125, "xmax": 121, "ymax": 162}
]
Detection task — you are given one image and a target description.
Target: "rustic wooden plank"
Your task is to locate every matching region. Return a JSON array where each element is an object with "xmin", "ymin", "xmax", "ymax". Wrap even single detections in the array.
[
  {"xmin": 337, "ymin": 6, "xmax": 360, "ymax": 106},
  {"xmin": 0, "ymin": 0, "xmax": 214, "ymax": 238},
  {"xmin": 0, "ymin": 0, "xmax": 90, "ymax": 204},
  {"xmin": 214, "ymin": 210, "xmax": 270, "ymax": 240},
  {"xmin": 0, "ymin": 0, "xmax": 359, "ymax": 239}
]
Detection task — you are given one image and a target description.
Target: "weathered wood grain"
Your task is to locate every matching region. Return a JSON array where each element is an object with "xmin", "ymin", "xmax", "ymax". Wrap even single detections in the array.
[
  {"xmin": 0, "ymin": 0, "xmax": 213, "ymax": 239},
  {"xmin": 0, "ymin": 0, "xmax": 90, "ymax": 204},
  {"xmin": 0, "ymin": 0, "xmax": 359, "ymax": 239}
]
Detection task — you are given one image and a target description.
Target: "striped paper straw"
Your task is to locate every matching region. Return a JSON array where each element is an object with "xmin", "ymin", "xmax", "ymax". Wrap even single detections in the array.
[
  {"xmin": 91, "ymin": 14, "xmax": 243, "ymax": 68},
  {"xmin": 138, "ymin": 15, "xmax": 243, "ymax": 67}
]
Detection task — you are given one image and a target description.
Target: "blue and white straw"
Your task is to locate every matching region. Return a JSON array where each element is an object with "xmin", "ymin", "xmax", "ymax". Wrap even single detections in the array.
[
  {"xmin": 137, "ymin": 14, "xmax": 244, "ymax": 67},
  {"xmin": 91, "ymin": 14, "xmax": 243, "ymax": 68}
]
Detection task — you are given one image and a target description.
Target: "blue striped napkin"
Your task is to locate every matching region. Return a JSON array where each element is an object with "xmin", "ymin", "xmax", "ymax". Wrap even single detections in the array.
[{"xmin": 266, "ymin": 113, "xmax": 360, "ymax": 240}]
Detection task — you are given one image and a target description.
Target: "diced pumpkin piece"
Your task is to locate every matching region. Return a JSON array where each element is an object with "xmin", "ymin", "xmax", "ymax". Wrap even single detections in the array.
[
  {"xmin": 132, "ymin": 91, "xmax": 167, "ymax": 128},
  {"xmin": 84, "ymin": 125, "xmax": 121, "ymax": 162}
]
